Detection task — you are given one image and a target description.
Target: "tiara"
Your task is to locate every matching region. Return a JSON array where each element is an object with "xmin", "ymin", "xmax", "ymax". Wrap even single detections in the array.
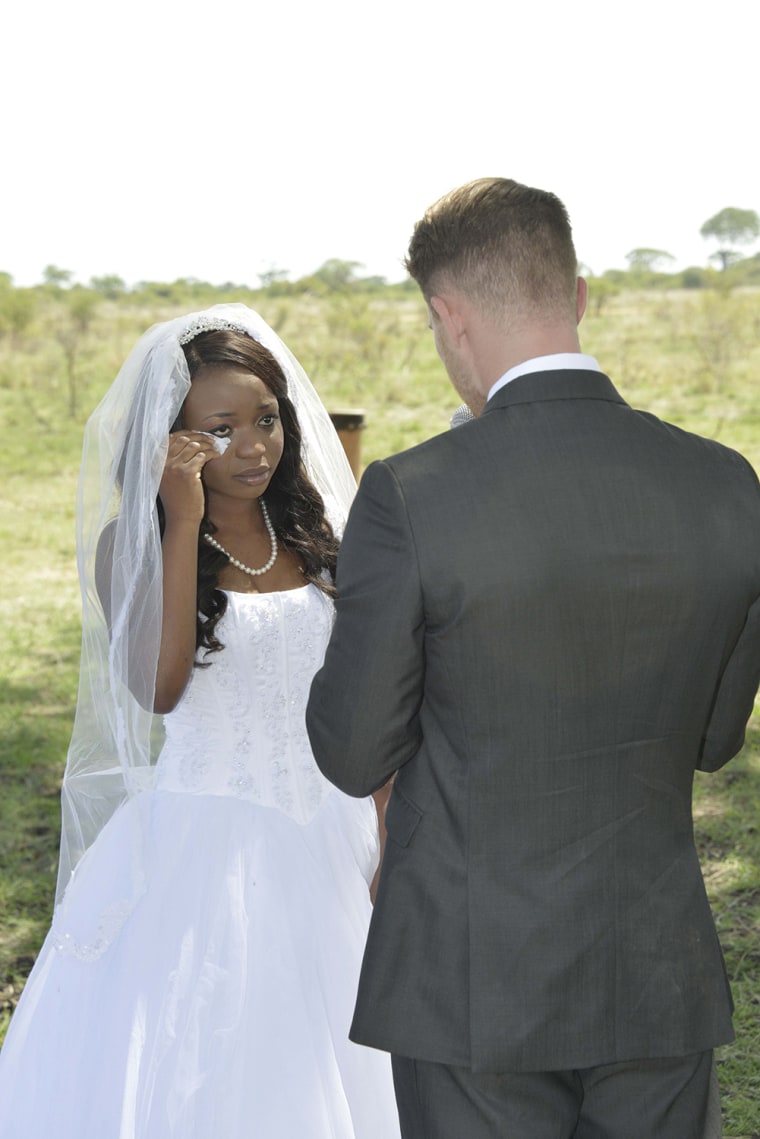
[{"xmin": 178, "ymin": 315, "xmax": 252, "ymax": 345}]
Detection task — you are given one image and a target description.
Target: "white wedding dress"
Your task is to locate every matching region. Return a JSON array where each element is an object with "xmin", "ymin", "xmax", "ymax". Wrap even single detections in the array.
[{"xmin": 0, "ymin": 585, "xmax": 400, "ymax": 1138}]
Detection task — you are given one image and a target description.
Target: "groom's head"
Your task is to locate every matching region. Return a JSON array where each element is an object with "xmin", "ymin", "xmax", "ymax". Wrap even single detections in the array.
[
  {"xmin": 405, "ymin": 177, "xmax": 579, "ymax": 325},
  {"xmin": 405, "ymin": 178, "xmax": 586, "ymax": 412}
]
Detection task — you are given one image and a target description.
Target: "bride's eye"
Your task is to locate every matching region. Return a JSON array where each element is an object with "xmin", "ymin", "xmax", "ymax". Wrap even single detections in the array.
[
  {"xmin": 259, "ymin": 414, "xmax": 279, "ymax": 429},
  {"xmin": 210, "ymin": 425, "xmax": 232, "ymax": 437}
]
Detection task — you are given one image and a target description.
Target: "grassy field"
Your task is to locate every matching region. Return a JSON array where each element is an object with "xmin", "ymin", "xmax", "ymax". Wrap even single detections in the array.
[{"xmin": 1, "ymin": 286, "xmax": 759, "ymax": 1134}]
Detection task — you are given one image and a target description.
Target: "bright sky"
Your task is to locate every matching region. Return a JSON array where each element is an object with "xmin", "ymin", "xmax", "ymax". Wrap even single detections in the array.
[{"xmin": 3, "ymin": 0, "xmax": 758, "ymax": 288}]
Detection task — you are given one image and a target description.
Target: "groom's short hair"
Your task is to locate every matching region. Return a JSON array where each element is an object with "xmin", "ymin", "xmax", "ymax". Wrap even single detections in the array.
[{"xmin": 404, "ymin": 177, "xmax": 578, "ymax": 322}]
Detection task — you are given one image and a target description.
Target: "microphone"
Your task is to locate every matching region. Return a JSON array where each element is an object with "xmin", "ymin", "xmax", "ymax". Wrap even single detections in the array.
[{"xmin": 450, "ymin": 404, "xmax": 474, "ymax": 428}]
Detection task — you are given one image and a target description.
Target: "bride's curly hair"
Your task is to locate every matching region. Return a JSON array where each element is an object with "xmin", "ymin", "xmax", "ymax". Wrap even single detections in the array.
[{"xmin": 158, "ymin": 329, "xmax": 339, "ymax": 662}]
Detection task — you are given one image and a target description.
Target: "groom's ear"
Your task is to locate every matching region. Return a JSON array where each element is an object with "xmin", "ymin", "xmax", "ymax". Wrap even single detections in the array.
[
  {"xmin": 430, "ymin": 294, "xmax": 466, "ymax": 345},
  {"xmin": 429, "ymin": 295, "xmax": 446, "ymax": 325},
  {"xmin": 576, "ymin": 276, "xmax": 588, "ymax": 325}
]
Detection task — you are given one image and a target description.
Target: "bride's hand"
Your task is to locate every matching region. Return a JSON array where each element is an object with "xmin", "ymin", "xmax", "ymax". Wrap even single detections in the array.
[{"xmin": 159, "ymin": 432, "xmax": 220, "ymax": 526}]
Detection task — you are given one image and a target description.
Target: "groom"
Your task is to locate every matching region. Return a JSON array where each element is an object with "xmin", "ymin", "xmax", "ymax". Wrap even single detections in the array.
[{"xmin": 306, "ymin": 177, "xmax": 760, "ymax": 1137}]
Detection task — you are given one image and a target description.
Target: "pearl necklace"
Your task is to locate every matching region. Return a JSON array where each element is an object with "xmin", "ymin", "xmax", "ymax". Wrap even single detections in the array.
[{"xmin": 204, "ymin": 500, "xmax": 278, "ymax": 577}]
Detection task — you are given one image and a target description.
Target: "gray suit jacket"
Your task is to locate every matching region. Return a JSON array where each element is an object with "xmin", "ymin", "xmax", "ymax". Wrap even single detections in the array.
[{"xmin": 306, "ymin": 370, "xmax": 760, "ymax": 1072}]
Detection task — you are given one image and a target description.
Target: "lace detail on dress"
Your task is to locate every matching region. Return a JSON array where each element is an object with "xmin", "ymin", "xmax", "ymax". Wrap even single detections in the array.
[
  {"xmin": 51, "ymin": 898, "xmax": 135, "ymax": 961},
  {"xmin": 155, "ymin": 585, "xmax": 335, "ymax": 824}
]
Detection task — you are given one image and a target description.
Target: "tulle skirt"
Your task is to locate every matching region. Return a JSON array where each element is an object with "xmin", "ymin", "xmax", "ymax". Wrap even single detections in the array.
[{"xmin": 0, "ymin": 789, "xmax": 400, "ymax": 1138}]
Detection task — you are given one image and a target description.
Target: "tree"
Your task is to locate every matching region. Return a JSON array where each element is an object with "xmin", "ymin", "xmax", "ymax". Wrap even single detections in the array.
[
  {"xmin": 0, "ymin": 286, "xmax": 36, "ymax": 342},
  {"xmin": 700, "ymin": 208, "xmax": 760, "ymax": 270},
  {"xmin": 43, "ymin": 264, "xmax": 73, "ymax": 288},
  {"xmin": 708, "ymin": 250, "xmax": 742, "ymax": 272},
  {"xmin": 312, "ymin": 259, "xmax": 363, "ymax": 291},
  {"xmin": 90, "ymin": 274, "xmax": 127, "ymax": 299},
  {"xmin": 586, "ymin": 276, "xmax": 619, "ymax": 315},
  {"xmin": 258, "ymin": 266, "xmax": 290, "ymax": 290},
  {"xmin": 625, "ymin": 248, "xmax": 675, "ymax": 274},
  {"xmin": 56, "ymin": 287, "xmax": 99, "ymax": 415}
]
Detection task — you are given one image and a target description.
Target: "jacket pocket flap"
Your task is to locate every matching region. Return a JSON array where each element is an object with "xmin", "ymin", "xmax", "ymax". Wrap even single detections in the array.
[{"xmin": 385, "ymin": 786, "xmax": 422, "ymax": 847}]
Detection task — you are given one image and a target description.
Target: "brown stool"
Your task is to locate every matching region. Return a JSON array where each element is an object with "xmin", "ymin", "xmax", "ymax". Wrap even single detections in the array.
[{"xmin": 329, "ymin": 409, "xmax": 365, "ymax": 479}]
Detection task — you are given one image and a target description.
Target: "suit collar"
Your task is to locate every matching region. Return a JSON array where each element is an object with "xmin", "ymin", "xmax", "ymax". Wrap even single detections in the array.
[{"xmin": 482, "ymin": 369, "xmax": 627, "ymax": 415}]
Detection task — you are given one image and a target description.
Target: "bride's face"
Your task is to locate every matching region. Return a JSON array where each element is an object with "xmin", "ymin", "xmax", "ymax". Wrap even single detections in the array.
[{"xmin": 181, "ymin": 364, "xmax": 285, "ymax": 503}]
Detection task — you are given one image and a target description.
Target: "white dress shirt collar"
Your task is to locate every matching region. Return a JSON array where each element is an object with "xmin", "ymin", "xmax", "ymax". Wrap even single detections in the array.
[{"xmin": 487, "ymin": 353, "xmax": 601, "ymax": 403}]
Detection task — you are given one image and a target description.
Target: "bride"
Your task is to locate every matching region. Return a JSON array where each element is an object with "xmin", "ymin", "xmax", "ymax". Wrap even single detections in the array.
[{"xmin": 0, "ymin": 304, "xmax": 400, "ymax": 1138}]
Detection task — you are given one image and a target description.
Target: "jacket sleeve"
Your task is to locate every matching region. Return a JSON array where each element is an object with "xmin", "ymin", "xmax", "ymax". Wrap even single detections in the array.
[
  {"xmin": 306, "ymin": 459, "xmax": 425, "ymax": 796},
  {"xmin": 699, "ymin": 593, "xmax": 760, "ymax": 771}
]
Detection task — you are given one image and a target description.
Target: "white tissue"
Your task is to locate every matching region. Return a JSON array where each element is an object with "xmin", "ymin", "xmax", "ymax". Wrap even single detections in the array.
[{"xmin": 199, "ymin": 433, "xmax": 230, "ymax": 455}]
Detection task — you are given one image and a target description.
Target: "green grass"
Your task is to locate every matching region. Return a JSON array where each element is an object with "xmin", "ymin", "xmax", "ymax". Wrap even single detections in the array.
[
  {"xmin": 694, "ymin": 724, "xmax": 760, "ymax": 1135},
  {"xmin": 1, "ymin": 287, "xmax": 759, "ymax": 1134}
]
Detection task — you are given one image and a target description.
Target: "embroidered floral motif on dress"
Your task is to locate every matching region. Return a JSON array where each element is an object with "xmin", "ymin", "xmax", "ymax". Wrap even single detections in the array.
[{"xmin": 155, "ymin": 585, "xmax": 335, "ymax": 824}]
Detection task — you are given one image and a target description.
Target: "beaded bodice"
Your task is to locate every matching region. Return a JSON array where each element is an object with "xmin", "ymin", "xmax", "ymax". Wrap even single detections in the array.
[{"xmin": 156, "ymin": 584, "xmax": 335, "ymax": 824}]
